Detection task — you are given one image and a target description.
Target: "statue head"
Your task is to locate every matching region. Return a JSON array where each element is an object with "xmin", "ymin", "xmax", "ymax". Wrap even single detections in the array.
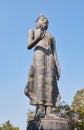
[{"xmin": 35, "ymin": 14, "xmax": 49, "ymax": 30}]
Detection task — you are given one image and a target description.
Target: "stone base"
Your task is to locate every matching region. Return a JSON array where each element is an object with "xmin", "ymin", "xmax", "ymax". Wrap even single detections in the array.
[{"xmin": 27, "ymin": 117, "xmax": 69, "ymax": 130}]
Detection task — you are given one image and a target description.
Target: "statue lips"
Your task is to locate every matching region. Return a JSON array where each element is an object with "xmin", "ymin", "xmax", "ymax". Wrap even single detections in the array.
[{"xmin": 43, "ymin": 24, "xmax": 48, "ymax": 30}]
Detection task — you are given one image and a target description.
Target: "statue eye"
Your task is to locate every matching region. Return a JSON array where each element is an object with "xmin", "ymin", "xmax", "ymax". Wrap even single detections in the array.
[{"xmin": 42, "ymin": 19, "xmax": 44, "ymax": 21}]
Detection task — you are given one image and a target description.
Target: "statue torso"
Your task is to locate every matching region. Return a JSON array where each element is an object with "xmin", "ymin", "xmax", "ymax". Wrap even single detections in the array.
[{"xmin": 34, "ymin": 29, "xmax": 53, "ymax": 50}]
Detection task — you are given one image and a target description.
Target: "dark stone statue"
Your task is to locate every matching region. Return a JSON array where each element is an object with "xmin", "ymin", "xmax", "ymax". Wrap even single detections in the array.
[
  {"xmin": 24, "ymin": 14, "xmax": 60, "ymax": 116},
  {"xmin": 24, "ymin": 14, "xmax": 68, "ymax": 130}
]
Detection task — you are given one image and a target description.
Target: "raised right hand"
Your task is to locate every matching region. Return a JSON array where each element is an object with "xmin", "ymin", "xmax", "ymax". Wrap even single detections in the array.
[{"xmin": 38, "ymin": 28, "xmax": 45, "ymax": 39}]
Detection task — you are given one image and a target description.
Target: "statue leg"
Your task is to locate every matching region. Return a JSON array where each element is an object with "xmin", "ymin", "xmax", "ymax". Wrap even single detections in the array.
[{"xmin": 35, "ymin": 104, "xmax": 44, "ymax": 118}]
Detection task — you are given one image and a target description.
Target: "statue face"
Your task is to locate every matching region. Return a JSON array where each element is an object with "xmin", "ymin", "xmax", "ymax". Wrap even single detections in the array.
[{"xmin": 36, "ymin": 16, "xmax": 48, "ymax": 30}]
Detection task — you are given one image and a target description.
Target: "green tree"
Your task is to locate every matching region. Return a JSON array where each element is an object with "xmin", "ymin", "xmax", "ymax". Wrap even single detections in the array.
[
  {"xmin": 27, "ymin": 110, "xmax": 35, "ymax": 121},
  {"xmin": 72, "ymin": 88, "xmax": 84, "ymax": 119},
  {"xmin": 54, "ymin": 89, "xmax": 84, "ymax": 130},
  {"xmin": 71, "ymin": 88, "xmax": 84, "ymax": 130},
  {"xmin": 0, "ymin": 120, "xmax": 19, "ymax": 130},
  {"xmin": 53, "ymin": 101, "xmax": 75, "ymax": 130}
]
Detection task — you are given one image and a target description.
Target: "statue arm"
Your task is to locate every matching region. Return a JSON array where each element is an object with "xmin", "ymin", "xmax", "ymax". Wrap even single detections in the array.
[
  {"xmin": 52, "ymin": 38, "xmax": 61, "ymax": 80},
  {"xmin": 27, "ymin": 29, "xmax": 43, "ymax": 49}
]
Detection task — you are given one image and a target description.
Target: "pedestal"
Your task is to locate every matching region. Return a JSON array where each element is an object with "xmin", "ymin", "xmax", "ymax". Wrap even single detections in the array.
[{"xmin": 27, "ymin": 117, "xmax": 69, "ymax": 130}]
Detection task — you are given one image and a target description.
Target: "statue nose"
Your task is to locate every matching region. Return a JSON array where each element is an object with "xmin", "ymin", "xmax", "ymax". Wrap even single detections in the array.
[{"xmin": 44, "ymin": 19, "xmax": 47, "ymax": 23}]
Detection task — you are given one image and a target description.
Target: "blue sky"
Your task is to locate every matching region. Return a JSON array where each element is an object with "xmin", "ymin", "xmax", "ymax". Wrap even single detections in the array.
[{"xmin": 0, "ymin": 0, "xmax": 84, "ymax": 129}]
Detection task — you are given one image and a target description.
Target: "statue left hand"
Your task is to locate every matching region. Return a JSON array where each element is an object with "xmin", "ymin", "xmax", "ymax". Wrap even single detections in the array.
[{"xmin": 57, "ymin": 65, "xmax": 61, "ymax": 80}]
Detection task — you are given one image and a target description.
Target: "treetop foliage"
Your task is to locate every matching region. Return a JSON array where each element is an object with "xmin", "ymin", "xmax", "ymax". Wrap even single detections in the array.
[{"xmin": 0, "ymin": 120, "xmax": 19, "ymax": 130}]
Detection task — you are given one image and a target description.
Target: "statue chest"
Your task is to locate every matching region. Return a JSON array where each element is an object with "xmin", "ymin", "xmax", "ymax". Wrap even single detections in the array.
[{"xmin": 35, "ymin": 31, "xmax": 52, "ymax": 49}]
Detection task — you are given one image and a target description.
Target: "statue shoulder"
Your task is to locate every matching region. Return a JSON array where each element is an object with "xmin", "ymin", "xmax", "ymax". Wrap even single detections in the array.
[
  {"xmin": 28, "ymin": 29, "xmax": 34, "ymax": 34},
  {"xmin": 46, "ymin": 32, "xmax": 53, "ymax": 39},
  {"xmin": 46, "ymin": 32, "xmax": 56, "ymax": 42}
]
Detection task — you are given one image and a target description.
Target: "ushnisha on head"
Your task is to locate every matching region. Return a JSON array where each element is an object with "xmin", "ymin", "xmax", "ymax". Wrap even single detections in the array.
[{"xmin": 35, "ymin": 14, "xmax": 49, "ymax": 30}]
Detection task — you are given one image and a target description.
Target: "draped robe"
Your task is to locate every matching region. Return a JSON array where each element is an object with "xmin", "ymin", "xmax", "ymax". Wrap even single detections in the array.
[{"xmin": 24, "ymin": 29, "xmax": 59, "ymax": 107}]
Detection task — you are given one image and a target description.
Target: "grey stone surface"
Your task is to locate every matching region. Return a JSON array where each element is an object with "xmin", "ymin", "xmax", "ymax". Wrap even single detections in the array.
[{"xmin": 27, "ymin": 117, "xmax": 68, "ymax": 130}]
